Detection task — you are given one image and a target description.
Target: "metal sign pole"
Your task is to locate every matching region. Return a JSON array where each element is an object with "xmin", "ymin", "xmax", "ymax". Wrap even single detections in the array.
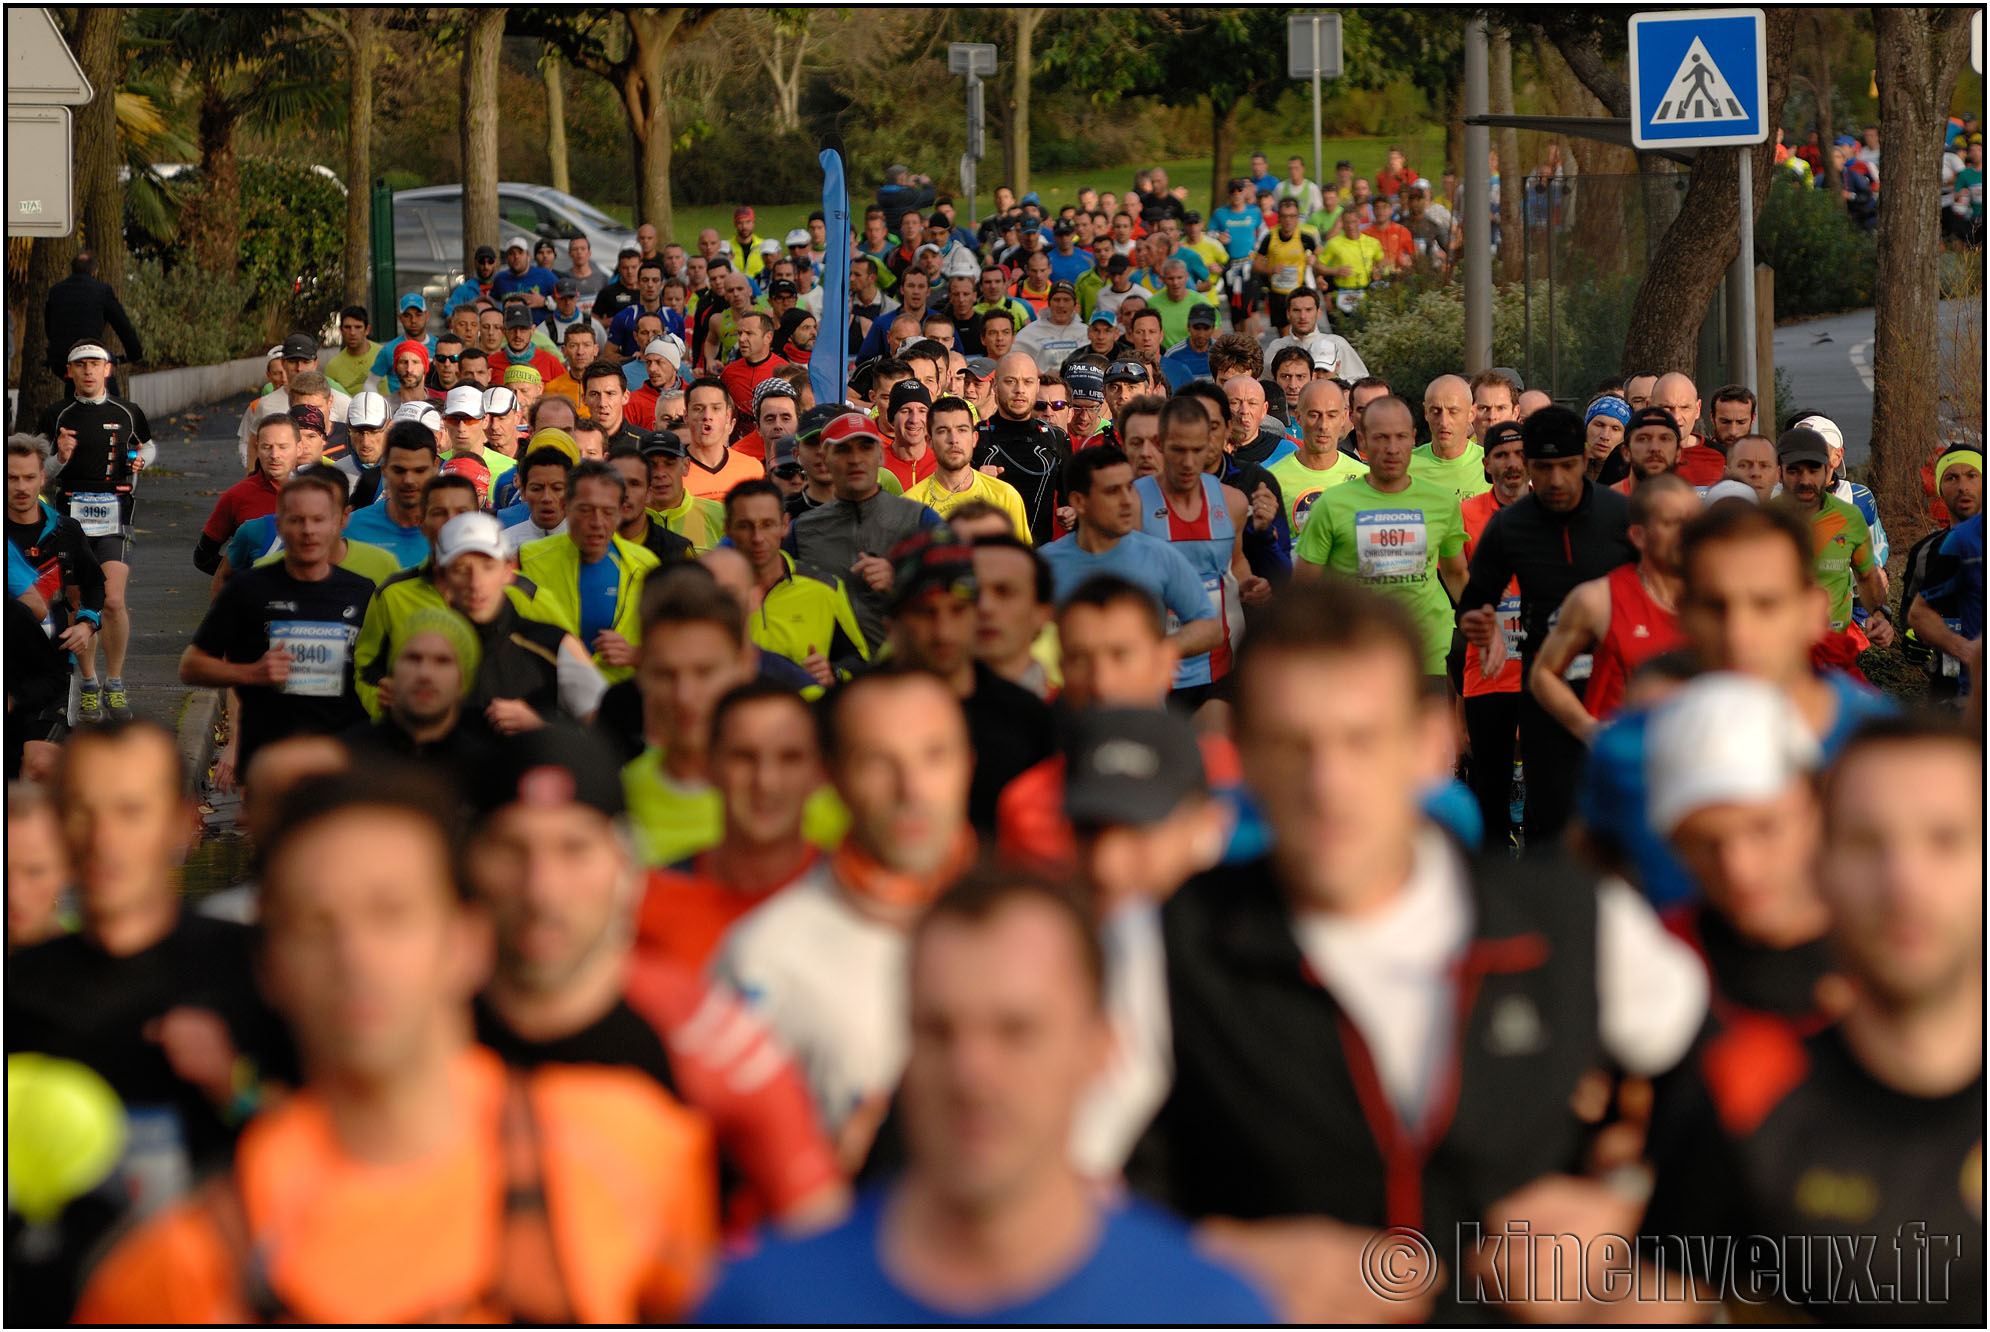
[
  {"xmin": 1311, "ymin": 19, "xmax": 1324, "ymax": 194},
  {"xmin": 1731, "ymin": 149, "xmax": 1757, "ymax": 399},
  {"xmin": 963, "ymin": 73, "xmax": 978, "ymax": 223}
]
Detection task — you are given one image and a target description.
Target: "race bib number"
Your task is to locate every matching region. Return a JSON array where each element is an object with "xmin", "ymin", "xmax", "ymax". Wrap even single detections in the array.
[
  {"xmin": 1355, "ymin": 509, "xmax": 1428, "ymax": 582},
  {"xmin": 1335, "ymin": 287, "xmax": 1365, "ymax": 315},
  {"xmin": 69, "ymin": 492, "xmax": 118, "ymax": 537},
  {"xmin": 121, "ymin": 1106, "xmax": 191, "ymax": 1221},
  {"xmin": 1274, "ymin": 264, "xmax": 1300, "ymax": 291},
  {"xmin": 1496, "ymin": 591, "xmax": 1524, "ymax": 657},
  {"xmin": 269, "ymin": 620, "xmax": 351, "ymax": 698}
]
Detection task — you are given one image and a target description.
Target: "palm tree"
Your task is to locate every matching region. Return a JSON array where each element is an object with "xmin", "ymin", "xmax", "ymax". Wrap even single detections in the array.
[{"xmin": 127, "ymin": 9, "xmax": 339, "ymax": 274}]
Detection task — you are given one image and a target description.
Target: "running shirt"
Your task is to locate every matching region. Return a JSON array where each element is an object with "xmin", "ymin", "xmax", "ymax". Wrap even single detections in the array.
[
  {"xmin": 621, "ymin": 745, "xmax": 849, "ymax": 867},
  {"xmin": 650, "ymin": 493, "xmax": 727, "ymax": 553},
  {"xmin": 1037, "ymin": 528, "xmax": 1216, "ymax": 639},
  {"xmin": 1134, "ymin": 474, "xmax": 1239, "ymax": 687},
  {"xmin": 1409, "ymin": 440, "xmax": 1492, "ymax": 503},
  {"xmin": 878, "ymin": 446, "xmax": 938, "ymax": 493},
  {"xmin": 343, "ymin": 501, "xmax": 430, "ymax": 568},
  {"xmin": 251, "ymin": 539, "xmax": 401, "ymax": 591},
  {"xmin": 902, "ymin": 469, "xmax": 1032, "ymax": 536},
  {"xmin": 39, "ymin": 395, "xmax": 153, "ymax": 525},
  {"xmin": 635, "ymin": 850, "xmax": 820, "ymax": 975},
  {"xmin": 1318, "ymin": 232, "xmax": 1385, "ymax": 290},
  {"xmin": 1459, "ymin": 489, "xmax": 1522, "ymax": 699},
  {"xmin": 72, "ymin": 1047, "xmax": 717, "ymax": 1324},
  {"xmin": 190, "ymin": 562, "xmax": 375, "ymax": 768},
  {"xmin": 1267, "ymin": 450, "xmax": 1366, "ymax": 535},
  {"xmin": 1209, "ymin": 206, "xmax": 1263, "ymax": 261},
  {"xmin": 1583, "ymin": 563, "xmax": 1685, "ymax": 721},
  {"xmin": 1293, "ymin": 474, "xmax": 1467, "ymax": 675},
  {"xmin": 696, "ymin": 1190, "xmax": 1273, "ymax": 1324},
  {"xmin": 1254, "ymin": 228, "xmax": 1317, "ymax": 295},
  {"xmin": 681, "ymin": 447, "xmax": 765, "ymax": 504},
  {"xmin": 1805, "ymin": 494, "xmax": 1877, "ymax": 632}
]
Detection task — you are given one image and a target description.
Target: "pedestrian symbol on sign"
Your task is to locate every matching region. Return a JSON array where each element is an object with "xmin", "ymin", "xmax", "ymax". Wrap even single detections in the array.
[{"xmin": 1652, "ymin": 37, "xmax": 1746, "ymax": 123}]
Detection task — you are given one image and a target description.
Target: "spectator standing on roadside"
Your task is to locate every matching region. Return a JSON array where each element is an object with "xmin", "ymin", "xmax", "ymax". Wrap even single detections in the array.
[{"xmin": 40, "ymin": 252, "xmax": 142, "ymax": 398}]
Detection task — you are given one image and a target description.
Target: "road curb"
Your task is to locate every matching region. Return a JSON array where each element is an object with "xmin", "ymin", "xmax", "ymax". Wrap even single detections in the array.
[{"xmin": 175, "ymin": 687, "xmax": 221, "ymax": 792}]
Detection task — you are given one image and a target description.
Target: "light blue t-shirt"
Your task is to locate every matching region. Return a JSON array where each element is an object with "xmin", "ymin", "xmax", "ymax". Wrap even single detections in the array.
[
  {"xmin": 226, "ymin": 514, "xmax": 282, "ymax": 574},
  {"xmin": 695, "ymin": 1190, "xmax": 1273, "ymax": 1325},
  {"xmin": 1038, "ymin": 529, "xmax": 1216, "ymax": 631},
  {"xmin": 1209, "ymin": 205, "xmax": 1263, "ymax": 261},
  {"xmin": 342, "ymin": 500, "xmax": 429, "ymax": 569}
]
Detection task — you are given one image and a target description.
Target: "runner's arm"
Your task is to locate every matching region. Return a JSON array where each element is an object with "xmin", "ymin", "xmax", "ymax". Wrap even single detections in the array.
[
  {"xmin": 1907, "ymin": 593, "xmax": 1973, "ymax": 659},
  {"xmin": 1528, "ymin": 578, "xmax": 1607, "ymax": 745},
  {"xmin": 1437, "ymin": 548, "xmax": 1469, "ymax": 602},
  {"xmin": 555, "ymin": 633, "xmax": 608, "ymax": 721}
]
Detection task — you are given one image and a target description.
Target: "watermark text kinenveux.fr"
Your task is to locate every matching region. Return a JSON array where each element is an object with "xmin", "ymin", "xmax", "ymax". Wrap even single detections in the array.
[{"xmin": 1357, "ymin": 1221, "xmax": 1966, "ymax": 1309}]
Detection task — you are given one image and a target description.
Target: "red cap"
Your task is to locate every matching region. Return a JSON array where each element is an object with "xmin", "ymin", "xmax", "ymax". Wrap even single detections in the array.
[{"xmin": 819, "ymin": 412, "xmax": 885, "ymax": 450}]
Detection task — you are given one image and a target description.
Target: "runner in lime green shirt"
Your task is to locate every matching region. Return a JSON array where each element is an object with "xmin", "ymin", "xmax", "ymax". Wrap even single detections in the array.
[
  {"xmin": 1410, "ymin": 374, "xmax": 1490, "ymax": 504},
  {"xmin": 1269, "ymin": 378, "xmax": 1368, "ymax": 536},
  {"xmin": 1294, "ymin": 395, "xmax": 1468, "ymax": 674}
]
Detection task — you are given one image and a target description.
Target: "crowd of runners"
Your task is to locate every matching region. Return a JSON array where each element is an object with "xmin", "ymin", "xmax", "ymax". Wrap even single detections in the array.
[{"xmin": 4, "ymin": 136, "xmax": 1984, "ymax": 1325}]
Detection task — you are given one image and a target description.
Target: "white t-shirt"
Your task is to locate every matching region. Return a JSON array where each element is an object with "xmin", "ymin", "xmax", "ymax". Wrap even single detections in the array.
[
  {"xmin": 1262, "ymin": 329, "xmax": 1370, "ymax": 381},
  {"xmin": 712, "ymin": 865, "xmax": 910, "ymax": 1134},
  {"xmin": 501, "ymin": 517, "xmax": 566, "ymax": 554},
  {"xmin": 1289, "ymin": 828, "xmax": 1708, "ymax": 1123},
  {"xmin": 1013, "ymin": 313, "xmax": 1088, "ymax": 374},
  {"xmin": 1072, "ymin": 900, "xmax": 1174, "ymax": 1178}
]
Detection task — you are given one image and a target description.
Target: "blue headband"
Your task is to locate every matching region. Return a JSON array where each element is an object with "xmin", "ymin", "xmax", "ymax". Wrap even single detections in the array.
[{"xmin": 1586, "ymin": 396, "xmax": 1631, "ymax": 428}]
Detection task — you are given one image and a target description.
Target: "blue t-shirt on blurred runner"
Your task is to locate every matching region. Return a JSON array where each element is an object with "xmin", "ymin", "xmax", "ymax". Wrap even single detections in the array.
[
  {"xmin": 575, "ymin": 552, "xmax": 619, "ymax": 647},
  {"xmin": 1209, "ymin": 205, "xmax": 1263, "ymax": 262},
  {"xmin": 694, "ymin": 1190, "xmax": 1274, "ymax": 1324}
]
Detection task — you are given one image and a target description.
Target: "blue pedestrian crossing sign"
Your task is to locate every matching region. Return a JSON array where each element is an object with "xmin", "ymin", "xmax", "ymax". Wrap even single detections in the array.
[{"xmin": 1628, "ymin": 9, "xmax": 1769, "ymax": 149}]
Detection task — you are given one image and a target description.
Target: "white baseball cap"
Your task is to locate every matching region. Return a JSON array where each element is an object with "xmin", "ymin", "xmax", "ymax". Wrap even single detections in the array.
[
  {"xmin": 758, "ymin": 238, "xmax": 783, "ymax": 255},
  {"xmin": 504, "ymin": 235, "xmax": 533, "ymax": 253},
  {"xmin": 482, "ymin": 386, "xmax": 519, "ymax": 417},
  {"xmin": 265, "ymin": 345, "xmax": 286, "ymax": 365},
  {"xmin": 1646, "ymin": 673, "xmax": 1821, "ymax": 834},
  {"xmin": 392, "ymin": 401, "xmax": 443, "ymax": 430},
  {"xmin": 1702, "ymin": 478, "xmax": 1759, "ymax": 506},
  {"xmin": 442, "ymin": 385, "xmax": 486, "ymax": 419},
  {"xmin": 1791, "ymin": 413, "xmax": 1845, "ymax": 459},
  {"xmin": 784, "ymin": 228, "xmax": 811, "ymax": 247},
  {"xmin": 347, "ymin": 391, "xmax": 389, "ymax": 430},
  {"xmin": 435, "ymin": 512, "xmax": 508, "ymax": 568},
  {"xmin": 1312, "ymin": 344, "xmax": 1342, "ymax": 374},
  {"xmin": 66, "ymin": 343, "xmax": 111, "ymax": 364}
]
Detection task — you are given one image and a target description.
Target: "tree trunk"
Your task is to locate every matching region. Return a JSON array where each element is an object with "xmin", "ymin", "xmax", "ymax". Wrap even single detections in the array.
[
  {"xmin": 1807, "ymin": 16, "xmax": 1840, "ymax": 197},
  {"xmin": 73, "ymin": 8, "xmax": 124, "ymax": 300},
  {"xmin": 1619, "ymin": 8, "xmax": 1795, "ymax": 374},
  {"xmin": 186, "ymin": 89, "xmax": 242, "ymax": 274},
  {"xmin": 461, "ymin": 7, "xmax": 504, "ymax": 276},
  {"xmin": 15, "ymin": 234, "xmax": 78, "ymax": 431},
  {"xmin": 1007, "ymin": 8, "xmax": 1039, "ymax": 200},
  {"xmin": 1210, "ymin": 99, "xmax": 1241, "ymax": 214},
  {"xmin": 627, "ymin": 9, "xmax": 683, "ymax": 239},
  {"xmin": 1489, "ymin": 25, "xmax": 1521, "ymax": 281},
  {"xmin": 343, "ymin": 9, "xmax": 377, "ymax": 307},
  {"xmin": 543, "ymin": 46, "xmax": 570, "ymax": 195},
  {"xmin": 1442, "ymin": 81, "xmax": 1465, "ymax": 183},
  {"xmin": 1869, "ymin": 7, "xmax": 1971, "ymax": 547},
  {"xmin": 760, "ymin": 27, "xmax": 807, "ymax": 133}
]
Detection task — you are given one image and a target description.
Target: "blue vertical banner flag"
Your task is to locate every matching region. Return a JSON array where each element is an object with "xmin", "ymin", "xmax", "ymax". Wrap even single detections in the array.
[{"xmin": 812, "ymin": 138, "xmax": 851, "ymax": 407}]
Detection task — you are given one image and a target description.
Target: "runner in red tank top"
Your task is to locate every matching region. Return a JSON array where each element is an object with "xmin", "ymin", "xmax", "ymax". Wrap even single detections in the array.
[
  {"xmin": 1582, "ymin": 561, "xmax": 1688, "ymax": 718},
  {"xmin": 1526, "ymin": 474, "xmax": 1700, "ymax": 743}
]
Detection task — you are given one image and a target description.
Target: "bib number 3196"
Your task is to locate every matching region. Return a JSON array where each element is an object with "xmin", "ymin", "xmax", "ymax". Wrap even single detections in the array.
[{"xmin": 68, "ymin": 493, "xmax": 118, "ymax": 537}]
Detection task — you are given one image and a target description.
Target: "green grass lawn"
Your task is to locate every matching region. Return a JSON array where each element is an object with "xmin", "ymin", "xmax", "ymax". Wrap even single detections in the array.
[{"xmin": 616, "ymin": 130, "xmax": 1447, "ymax": 243}]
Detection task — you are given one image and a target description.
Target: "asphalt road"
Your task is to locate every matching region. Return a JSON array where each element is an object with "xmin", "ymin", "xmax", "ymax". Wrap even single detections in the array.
[
  {"xmin": 1772, "ymin": 300, "xmax": 1979, "ymax": 468},
  {"xmin": 102, "ymin": 391, "xmax": 255, "ymax": 733}
]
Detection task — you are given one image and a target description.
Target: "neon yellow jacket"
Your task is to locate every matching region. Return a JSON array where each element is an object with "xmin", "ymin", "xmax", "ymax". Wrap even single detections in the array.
[{"xmin": 517, "ymin": 532, "xmax": 659, "ymax": 682}]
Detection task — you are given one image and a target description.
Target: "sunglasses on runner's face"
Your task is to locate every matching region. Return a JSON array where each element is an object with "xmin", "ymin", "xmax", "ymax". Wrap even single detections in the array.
[
  {"xmin": 1034, "ymin": 400, "xmax": 1068, "ymax": 413},
  {"xmin": 774, "ymin": 464, "xmax": 804, "ymax": 479},
  {"xmin": 657, "ymin": 415, "xmax": 686, "ymax": 429},
  {"xmin": 435, "ymin": 353, "xmax": 462, "ymax": 363}
]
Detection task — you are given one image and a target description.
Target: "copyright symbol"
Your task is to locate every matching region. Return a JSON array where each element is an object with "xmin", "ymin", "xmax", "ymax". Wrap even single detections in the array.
[{"xmin": 1361, "ymin": 1226, "xmax": 1440, "ymax": 1301}]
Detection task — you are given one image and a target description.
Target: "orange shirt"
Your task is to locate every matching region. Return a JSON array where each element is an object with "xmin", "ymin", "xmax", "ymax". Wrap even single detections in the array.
[
  {"xmin": 682, "ymin": 445, "xmax": 766, "ymax": 503},
  {"xmin": 635, "ymin": 848, "xmax": 820, "ymax": 974},
  {"xmin": 1364, "ymin": 221, "xmax": 1414, "ymax": 270},
  {"xmin": 1460, "ymin": 489, "xmax": 1523, "ymax": 698},
  {"xmin": 544, "ymin": 372, "xmax": 583, "ymax": 407},
  {"xmin": 75, "ymin": 1047, "xmax": 715, "ymax": 1325}
]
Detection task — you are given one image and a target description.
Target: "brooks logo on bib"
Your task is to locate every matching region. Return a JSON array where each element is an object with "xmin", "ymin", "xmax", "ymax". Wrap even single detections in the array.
[
  {"xmin": 1355, "ymin": 509, "xmax": 1428, "ymax": 582},
  {"xmin": 269, "ymin": 620, "xmax": 352, "ymax": 697}
]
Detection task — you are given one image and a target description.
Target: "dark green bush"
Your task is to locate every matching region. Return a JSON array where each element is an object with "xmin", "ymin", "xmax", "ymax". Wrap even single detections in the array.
[
  {"xmin": 124, "ymin": 258, "xmax": 262, "ymax": 368},
  {"xmin": 672, "ymin": 124, "xmax": 823, "ymax": 206},
  {"xmin": 1756, "ymin": 178, "xmax": 1876, "ymax": 319},
  {"xmin": 122, "ymin": 156, "xmax": 346, "ymax": 359}
]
